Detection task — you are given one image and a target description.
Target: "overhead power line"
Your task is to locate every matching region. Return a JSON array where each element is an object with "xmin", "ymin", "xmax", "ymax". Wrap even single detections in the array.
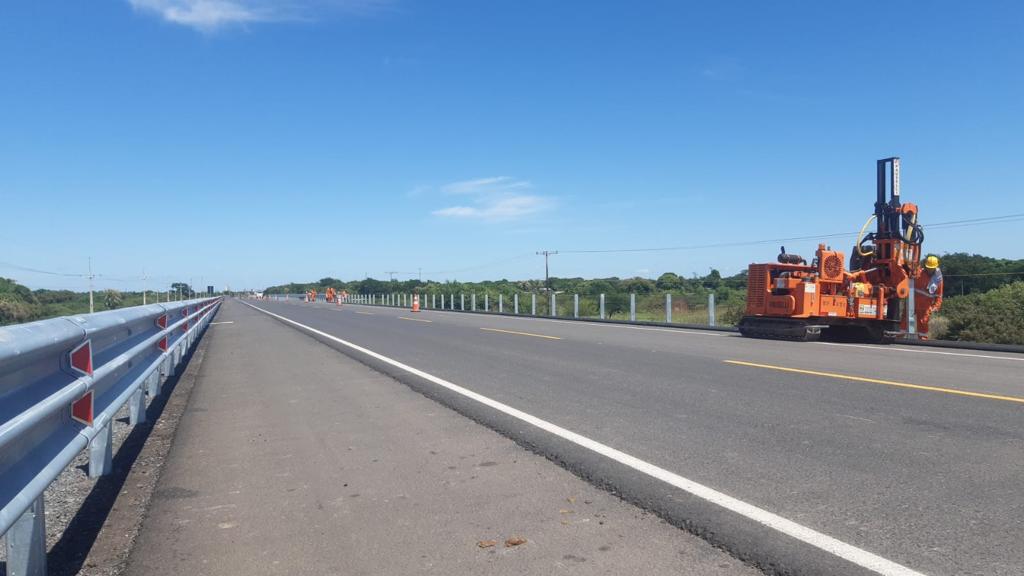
[{"xmin": 557, "ymin": 212, "xmax": 1024, "ymax": 255}]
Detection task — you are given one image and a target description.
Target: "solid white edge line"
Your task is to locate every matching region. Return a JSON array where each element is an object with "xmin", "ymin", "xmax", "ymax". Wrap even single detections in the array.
[
  {"xmin": 210, "ymin": 321, "xmax": 235, "ymax": 325},
  {"xmin": 240, "ymin": 300, "xmax": 926, "ymax": 576},
  {"xmin": 815, "ymin": 341, "xmax": 1023, "ymax": 362}
]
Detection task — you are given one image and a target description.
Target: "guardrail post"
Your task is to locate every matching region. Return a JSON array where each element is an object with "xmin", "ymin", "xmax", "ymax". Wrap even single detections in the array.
[
  {"xmin": 514, "ymin": 293, "xmax": 519, "ymax": 314},
  {"xmin": 432, "ymin": 294, "xmax": 436, "ymax": 309},
  {"xmin": 600, "ymin": 294, "xmax": 605, "ymax": 319},
  {"xmin": 708, "ymin": 293, "xmax": 716, "ymax": 326},
  {"xmin": 630, "ymin": 293, "xmax": 636, "ymax": 322},
  {"xmin": 461, "ymin": 294, "xmax": 465, "ymax": 311},
  {"xmin": 485, "ymin": 294, "xmax": 489, "ymax": 312},
  {"xmin": 147, "ymin": 369, "xmax": 162, "ymax": 397},
  {"xmin": 89, "ymin": 422, "xmax": 113, "ymax": 478},
  {"xmin": 550, "ymin": 293, "xmax": 557, "ymax": 317},
  {"xmin": 450, "ymin": 293, "xmax": 455, "ymax": 310},
  {"xmin": 499, "ymin": 294, "xmax": 503, "ymax": 313},
  {"xmin": 129, "ymin": 387, "xmax": 146, "ymax": 425},
  {"xmin": 573, "ymin": 294, "xmax": 579, "ymax": 318},
  {"xmin": 531, "ymin": 293, "xmax": 536, "ymax": 315},
  {"xmin": 471, "ymin": 294, "xmax": 476, "ymax": 311},
  {"xmin": 6, "ymin": 496, "xmax": 47, "ymax": 576},
  {"xmin": 441, "ymin": 294, "xmax": 445, "ymax": 309},
  {"xmin": 665, "ymin": 293, "xmax": 672, "ymax": 323}
]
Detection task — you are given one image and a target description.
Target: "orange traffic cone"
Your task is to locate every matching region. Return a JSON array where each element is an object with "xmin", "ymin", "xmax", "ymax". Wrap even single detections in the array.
[{"xmin": 412, "ymin": 294, "xmax": 420, "ymax": 313}]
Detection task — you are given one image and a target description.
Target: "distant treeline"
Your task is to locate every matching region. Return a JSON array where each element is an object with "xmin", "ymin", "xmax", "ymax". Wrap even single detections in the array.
[
  {"xmin": 0, "ymin": 280, "xmax": 197, "ymax": 326},
  {"xmin": 262, "ymin": 252, "xmax": 1024, "ymax": 300}
]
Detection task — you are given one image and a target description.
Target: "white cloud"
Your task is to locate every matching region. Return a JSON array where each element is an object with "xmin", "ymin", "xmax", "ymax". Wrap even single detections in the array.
[
  {"xmin": 432, "ymin": 177, "xmax": 554, "ymax": 222},
  {"xmin": 128, "ymin": 0, "xmax": 269, "ymax": 30},
  {"xmin": 440, "ymin": 176, "xmax": 532, "ymax": 196},
  {"xmin": 127, "ymin": 0, "xmax": 389, "ymax": 32}
]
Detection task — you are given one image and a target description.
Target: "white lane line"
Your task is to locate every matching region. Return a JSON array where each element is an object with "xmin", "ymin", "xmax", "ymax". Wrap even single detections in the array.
[
  {"xmin": 815, "ymin": 341, "xmax": 1023, "ymax": 362},
  {"xmin": 240, "ymin": 300, "xmax": 924, "ymax": 576},
  {"xmin": 211, "ymin": 321, "xmax": 235, "ymax": 325}
]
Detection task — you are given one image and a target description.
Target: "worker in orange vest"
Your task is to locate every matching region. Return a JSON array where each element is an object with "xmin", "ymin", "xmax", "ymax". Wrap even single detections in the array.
[{"xmin": 913, "ymin": 255, "xmax": 944, "ymax": 337}]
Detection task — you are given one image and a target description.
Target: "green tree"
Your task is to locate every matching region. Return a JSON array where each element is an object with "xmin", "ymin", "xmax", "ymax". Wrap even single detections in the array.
[
  {"xmin": 656, "ymin": 272, "xmax": 682, "ymax": 291},
  {"xmin": 104, "ymin": 289, "xmax": 123, "ymax": 310}
]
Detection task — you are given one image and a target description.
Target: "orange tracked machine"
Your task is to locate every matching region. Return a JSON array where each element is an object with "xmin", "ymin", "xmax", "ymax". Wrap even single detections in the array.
[{"xmin": 739, "ymin": 157, "xmax": 938, "ymax": 342}]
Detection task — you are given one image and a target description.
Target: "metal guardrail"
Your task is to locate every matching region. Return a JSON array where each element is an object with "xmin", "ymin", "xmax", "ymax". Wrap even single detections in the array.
[
  {"xmin": 0, "ymin": 297, "xmax": 221, "ymax": 575},
  {"xmin": 265, "ymin": 291, "xmax": 722, "ymax": 325}
]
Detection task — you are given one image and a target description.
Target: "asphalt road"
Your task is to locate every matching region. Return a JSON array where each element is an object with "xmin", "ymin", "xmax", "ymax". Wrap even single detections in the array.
[
  {"xmin": 241, "ymin": 298, "xmax": 1024, "ymax": 576},
  {"xmin": 127, "ymin": 299, "xmax": 759, "ymax": 576}
]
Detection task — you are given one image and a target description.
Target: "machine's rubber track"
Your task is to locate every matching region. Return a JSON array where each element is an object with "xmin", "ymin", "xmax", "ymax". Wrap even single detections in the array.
[
  {"xmin": 739, "ymin": 317, "xmax": 899, "ymax": 344},
  {"xmin": 737, "ymin": 317, "xmax": 823, "ymax": 342}
]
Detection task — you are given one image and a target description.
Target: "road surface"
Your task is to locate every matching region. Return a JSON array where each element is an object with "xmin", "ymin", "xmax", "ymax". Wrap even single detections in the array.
[
  {"xmin": 234, "ymin": 297, "xmax": 1024, "ymax": 576},
  {"xmin": 126, "ymin": 299, "xmax": 760, "ymax": 576}
]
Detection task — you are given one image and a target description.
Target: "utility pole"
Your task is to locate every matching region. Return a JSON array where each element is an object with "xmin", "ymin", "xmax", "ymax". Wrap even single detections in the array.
[
  {"xmin": 418, "ymin": 267, "xmax": 422, "ymax": 282},
  {"xmin": 142, "ymin": 268, "xmax": 148, "ymax": 305},
  {"xmin": 536, "ymin": 250, "xmax": 558, "ymax": 290},
  {"xmin": 88, "ymin": 257, "xmax": 95, "ymax": 313},
  {"xmin": 385, "ymin": 271, "xmax": 398, "ymax": 282}
]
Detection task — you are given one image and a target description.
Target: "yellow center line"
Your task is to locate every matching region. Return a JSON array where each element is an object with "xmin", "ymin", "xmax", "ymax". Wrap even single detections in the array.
[
  {"xmin": 724, "ymin": 360, "xmax": 1024, "ymax": 405},
  {"xmin": 399, "ymin": 316, "xmax": 432, "ymax": 323},
  {"xmin": 480, "ymin": 327, "xmax": 561, "ymax": 340}
]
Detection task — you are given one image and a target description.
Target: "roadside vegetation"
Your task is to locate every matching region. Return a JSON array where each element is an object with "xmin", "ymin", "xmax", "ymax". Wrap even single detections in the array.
[
  {"xmin": 5, "ymin": 253, "xmax": 1022, "ymax": 344},
  {"xmin": 0, "ymin": 279, "xmax": 197, "ymax": 326}
]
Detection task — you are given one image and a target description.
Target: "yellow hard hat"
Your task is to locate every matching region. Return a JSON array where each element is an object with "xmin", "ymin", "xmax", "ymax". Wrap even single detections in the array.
[{"xmin": 924, "ymin": 255, "xmax": 939, "ymax": 269}]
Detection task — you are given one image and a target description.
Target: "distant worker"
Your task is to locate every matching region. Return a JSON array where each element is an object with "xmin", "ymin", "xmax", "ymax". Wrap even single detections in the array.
[{"xmin": 913, "ymin": 255, "xmax": 944, "ymax": 337}]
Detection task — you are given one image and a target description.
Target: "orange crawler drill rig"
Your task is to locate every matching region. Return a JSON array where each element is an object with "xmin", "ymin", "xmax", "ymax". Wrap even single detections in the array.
[{"xmin": 739, "ymin": 157, "xmax": 940, "ymax": 343}]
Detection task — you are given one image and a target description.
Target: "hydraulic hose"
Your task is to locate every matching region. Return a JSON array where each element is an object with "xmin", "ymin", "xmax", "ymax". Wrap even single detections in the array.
[
  {"xmin": 856, "ymin": 215, "xmax": 876, "ymax": 256},
  {"xmin": 901, "ymin": 212, "xmax": 924, "ymax": 245}
]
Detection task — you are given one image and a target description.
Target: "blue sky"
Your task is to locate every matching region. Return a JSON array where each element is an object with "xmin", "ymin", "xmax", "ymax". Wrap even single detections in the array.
[{"xmin": 2, "ymin": 1, "xmax": 1022, "ymax": 292}]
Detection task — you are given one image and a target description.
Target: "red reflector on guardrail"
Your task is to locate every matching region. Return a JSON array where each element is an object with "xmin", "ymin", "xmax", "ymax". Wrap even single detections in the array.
[
  {"xmin": 158, "ymin": 335, "xmax": 168, "ymax": 352},
  {"xmin": 156, "ymin": 314, "xmax": 167, "ymax": 329},
  {"xmin": 71, "ymin": 390, "xmax": 94, "ymax": 426},
  {"xmin": 69, "ymin": 340, "xmax": 93, "ymax": 376}
]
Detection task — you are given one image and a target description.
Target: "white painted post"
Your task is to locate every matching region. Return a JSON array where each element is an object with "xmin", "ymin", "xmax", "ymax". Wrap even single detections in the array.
[
  {"xmin": 907, "ymin": 291, "xmax": 917, "ymax": 337},
  {"xmin": 514, "ymin": 293, "xmax": 519, "ymax": 314},
  {"xmin": 600, "ymin": 293, "xmax": 605, "ymax": 319},
  {"xmin": 665, "ymin": 293, "xmax": 672, "ymax": 323},
  {"xmin": 573, "ymin": 294, "xmax": 579, "ymax": 318},
  {"xmin": 630, "ymin": 293, "xmax": 636, "ymax": 322},
  {"xmin": 531, "ymin": 293, "xmax": 536, "ymax": 316},
  {"xmin": 708, "ymin": 293, "xmax": 716, "ymax": 326},
  {"xmin": 550, "ymin": 293, "xmax": 557, "ymax": 317},
  {"xmin": 499, "ymin": 294, "xmax": 503, "ymax": 313},
  {"xmin": 485, "ymin": 293, "xmax": 489, "ymax": 312},
  {"xmin": 461, "ymin": 294, "xmax": 465, "ymax": 311},
  {"xmin": 471, "ymin": 294, "xmax": 476, "ymax": 311}
]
